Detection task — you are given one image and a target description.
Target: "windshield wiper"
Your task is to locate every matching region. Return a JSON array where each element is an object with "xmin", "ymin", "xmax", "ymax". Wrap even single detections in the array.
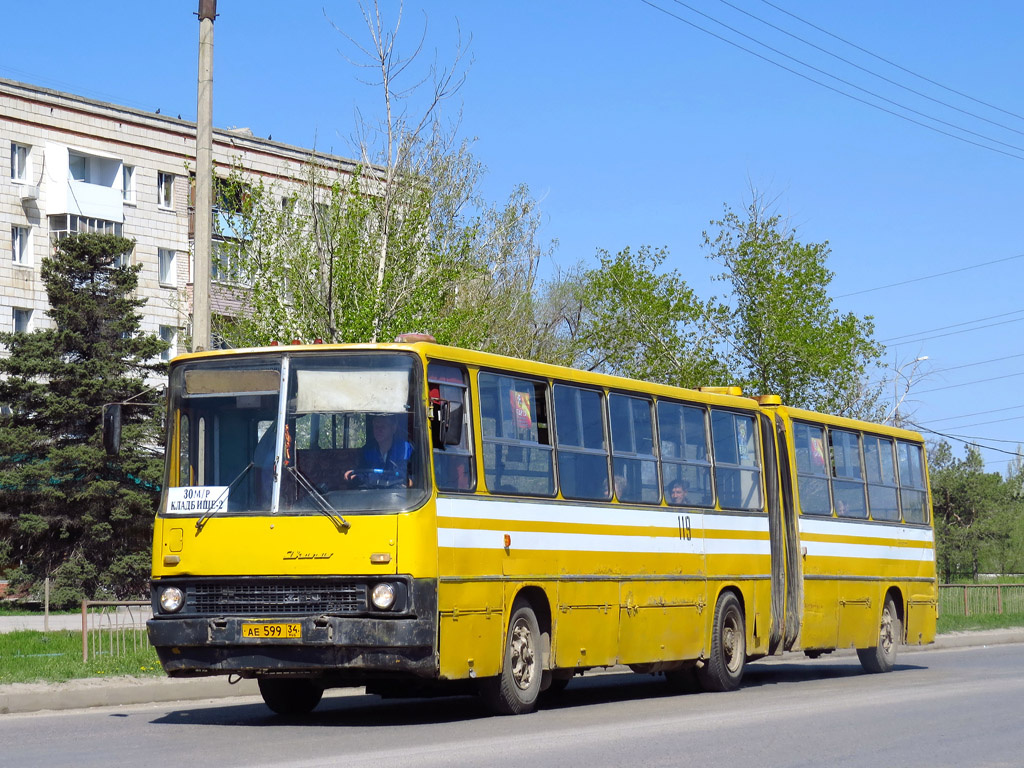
[
  {"xmin": 195, "ymin": 462, "xmax": 254, "ymax": 533},
  {"xmin": 287, "ymin": 466, "xmax": 351, "ymax": 531}
]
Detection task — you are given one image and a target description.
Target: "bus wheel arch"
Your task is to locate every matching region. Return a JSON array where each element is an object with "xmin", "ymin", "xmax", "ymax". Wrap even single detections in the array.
[
  {"xmin": 481, "ymin": 589, "xmax": 549, "ymax": 715},
  {"xmin": 858, "ymin": 589, "xmax": 903, "ymax": 674},
  {"xmin": 697, "ymin": 588, "xmax": 747, "ymax": 693}
]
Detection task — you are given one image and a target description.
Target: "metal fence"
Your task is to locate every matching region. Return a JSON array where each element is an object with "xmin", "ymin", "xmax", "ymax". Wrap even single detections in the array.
[
  {"xmin": 80, "ymin": 600, "xmax": 152, "ymax": 662},
  {"xmin": 939, "ymin": 584, "xmax": 1024, "ymax": 617}
]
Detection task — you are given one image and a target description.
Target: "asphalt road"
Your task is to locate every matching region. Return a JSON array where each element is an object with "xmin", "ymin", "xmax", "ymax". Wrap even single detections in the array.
[{"xmin": 1, "ymin": 641, "xmax": 1022, "ymax": 768}]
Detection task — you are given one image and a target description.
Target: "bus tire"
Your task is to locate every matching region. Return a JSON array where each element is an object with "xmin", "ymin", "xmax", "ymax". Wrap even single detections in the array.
[
  {"xmin": 257, "ymin": 677, "xmax": 324, "ymax": 716},
  {"xmin": 481, "ymin": 599, "xmax": 542, "ymax": 715},
  {"xmin": 697, "ymin": 591, "xmax": 746, "ymax": 692},
  {"xmin": 857, "ymin": 595, "xmax": 900, "ymax": 674}
]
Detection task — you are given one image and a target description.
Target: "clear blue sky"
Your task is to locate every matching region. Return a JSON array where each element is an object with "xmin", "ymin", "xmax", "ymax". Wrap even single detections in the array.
[{"xmin": 4, "ymin": 1, "xmax": 1023, "ymax": 473}]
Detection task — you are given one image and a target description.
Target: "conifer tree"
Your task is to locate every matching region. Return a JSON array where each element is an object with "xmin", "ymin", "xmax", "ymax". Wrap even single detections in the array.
[{"xmin": 0, "ymin": 233, "xmax": 166, "ymax": 606}]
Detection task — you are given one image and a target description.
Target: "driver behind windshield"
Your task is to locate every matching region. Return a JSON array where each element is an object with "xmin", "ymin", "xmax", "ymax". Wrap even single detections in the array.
[{"xmin": 344, "ymin": 413, "xmax": 414, "ymax": 487}]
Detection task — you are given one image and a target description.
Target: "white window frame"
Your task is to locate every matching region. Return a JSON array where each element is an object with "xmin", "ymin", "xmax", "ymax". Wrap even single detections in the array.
[
  {"xmin": 157, "ymin": 171, "xmax": 174, "ymax": 209},
  {"xmin": 11, "ymin": 225, "xmax": 30, "ymax": 266},
  {"xmin": 11, "ymin": 142, "xmax": 30, "ymax": 182},
  {"xmin": 122, "ymin": 164, "xmax": 136, "ymax": 204},
  {"xmin": 159, "ymin": 325, "xmax": 177, "ymax": 362},
  {"xmin": 13, "ymin": 307, "xmax": 32, "ymax": 334},
  {"xmin": 158, "ymin": 247, "xmax": 176, "ymax": 286}
]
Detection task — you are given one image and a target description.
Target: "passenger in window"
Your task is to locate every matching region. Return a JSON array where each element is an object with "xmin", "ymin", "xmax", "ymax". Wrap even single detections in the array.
[
  {"xmin": 667, "ymin": 480, "xmax": 688, "ymax": 506},
  {"xmin": 344, "ymin": 414, "xmax": 414, "ymax": 488}
]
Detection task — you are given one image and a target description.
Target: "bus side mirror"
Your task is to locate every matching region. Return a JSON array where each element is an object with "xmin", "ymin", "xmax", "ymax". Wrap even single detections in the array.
[
  {"xmin": 435, "ymin": 400, "xmax": 464, "ymax": 446},
  {"xmin": 103, "ymin": 403, "xmax": 122, "ymax": 456}
]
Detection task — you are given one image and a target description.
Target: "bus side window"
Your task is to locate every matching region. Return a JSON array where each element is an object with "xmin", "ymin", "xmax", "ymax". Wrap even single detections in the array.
[
  {"xmin": 658, "ymin": 401, "xmax": 713, "ymax": 507},
  {"xmin": 610, "ymin": 393, "xmax": 659, "ymax": 503},
  {"xmin": 865, "ymin": 435, "xmax": 900, "ymax": 521},
  {"xmin": 553, "ymin": 384, "xmax": 610, "ymax": 501},
  {"xmin": 711, "ymin": 409, "xmax": 762, "ymax": 511},
  {"xmin": 793, "ymin": 421, "xmax": 831, "ymax": 516},
  {"xmin": 830, "ymin": 429, "xmax": 867, "ymax": 518},
  {"xmin": 897, "ymin": 441, "xmax": 929, "ymax": 523},
  {"xmin": 479, "ymin": 372, "xmax": 554, "ymax": 496},
  {"xmin": 428, "ymin": 362, "xmax": 475, "ymax": 492}
]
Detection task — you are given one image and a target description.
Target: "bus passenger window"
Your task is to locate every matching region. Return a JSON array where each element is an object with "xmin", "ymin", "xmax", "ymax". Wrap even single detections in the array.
[
  {"xmin": 479, "ymin": 373, "xmax": 554, "ymax": 496},
  {"xmin": 864, "ymin": 436, "xmax": 900, "ymax": 521},
  {"xmin": 610, "ymin": 394, "xmax": 659, "ymax": 503},
  {"xmin": 658, "ymin": 401, "xmax": 713, "ymax": 507},
  {"xmin": 554, "ymin": 384, "xmax": 609, "ymax": 501},
  {"xmin": 794, "ymin": 422, "xmax": 831, "ymax": 515},
  {"xmin": 428, "ymin": 363, "xmax": 475, "ymax": 492},
  {"xmin": 897, "ymin": 441, "xmax": 929, "ymax": 524},
  {"xmin": 830, "ymin": 429, "xmax": 867, "ymax": 518},
  {"xmin": 711, "ymin": 410, "xmax": 762, "ymax": 511}
]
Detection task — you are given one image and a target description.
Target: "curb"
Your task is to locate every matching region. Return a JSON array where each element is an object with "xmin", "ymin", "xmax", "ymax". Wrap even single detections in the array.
[{"xmin": 3, "ymin": 629, "xmax": 1023, "ymax": 715}]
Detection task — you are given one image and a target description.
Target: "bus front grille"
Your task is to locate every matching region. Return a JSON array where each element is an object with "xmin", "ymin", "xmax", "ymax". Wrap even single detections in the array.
[{"xmin": 190, "ymin": 581, "xmax": 367, "ymax": 615}]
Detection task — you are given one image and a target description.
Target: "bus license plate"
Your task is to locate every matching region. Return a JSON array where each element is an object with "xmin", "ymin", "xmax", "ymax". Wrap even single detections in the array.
[{"xmin": 241, "ymin": 622, "xmax": 301, "ymax": 639}]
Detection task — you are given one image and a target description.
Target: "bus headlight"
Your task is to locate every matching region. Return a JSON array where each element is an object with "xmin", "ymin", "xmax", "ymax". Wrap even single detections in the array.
[
  {"xmin": 159, "ymin": 586, "xmax": 185, "ymax": 613},
  {"xmin": 371, "ymin": 582, "xmax": 396, "ymax": 611}
]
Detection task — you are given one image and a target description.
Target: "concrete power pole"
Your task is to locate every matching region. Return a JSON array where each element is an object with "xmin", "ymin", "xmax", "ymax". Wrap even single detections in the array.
[{"xmin": 193, "ymin": 0, "xmax": 216, "ymax": 352}]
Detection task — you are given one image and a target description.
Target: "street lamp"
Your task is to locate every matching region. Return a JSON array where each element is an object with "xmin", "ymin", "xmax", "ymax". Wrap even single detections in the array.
[{"xmin": 888, "ymin": 355, "xmax": 929, "ymax": 427}]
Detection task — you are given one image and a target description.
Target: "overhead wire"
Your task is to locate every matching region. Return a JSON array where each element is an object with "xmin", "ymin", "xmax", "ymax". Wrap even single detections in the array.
[
  {"xmin": 881, "ymin": 310, "xmax": 1024, "ymax": 344},
  {"xmin": 837, "ymin": 253, "xmax": 1024, "ymax": 298},
  {"xmin": 716, "ymin": 0, "xmax": 1024, "ymax": 138},
  {"xmin": 639, "ymin": 0, "xmax": 1024, "ymax": 161},
  {"xmin": 757, "ymin": 0, "xmax": 1024, "ymax": 124}
]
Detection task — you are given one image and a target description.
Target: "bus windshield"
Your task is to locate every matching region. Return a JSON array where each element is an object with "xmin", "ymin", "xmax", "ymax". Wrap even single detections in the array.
[{"xmin": 165, "ymin": 352, "xmax": 427, "ymax": 516}]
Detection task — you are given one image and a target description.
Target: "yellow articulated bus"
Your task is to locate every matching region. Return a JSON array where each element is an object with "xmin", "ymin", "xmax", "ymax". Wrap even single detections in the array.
[{"xmin": 143, "ymin": 336, "xmax": 936, "ymax": 715}]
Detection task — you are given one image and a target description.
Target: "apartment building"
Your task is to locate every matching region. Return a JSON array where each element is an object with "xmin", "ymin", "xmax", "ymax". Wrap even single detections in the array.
[{"xmin": 1, "ymin": 77, "xmax": 356, "ymax": 357}]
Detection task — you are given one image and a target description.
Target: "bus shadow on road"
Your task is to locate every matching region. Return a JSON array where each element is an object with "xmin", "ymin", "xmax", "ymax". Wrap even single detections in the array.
[{"xmin": 150, "ymin": 662, "xmax": 929, "ymax": 727}]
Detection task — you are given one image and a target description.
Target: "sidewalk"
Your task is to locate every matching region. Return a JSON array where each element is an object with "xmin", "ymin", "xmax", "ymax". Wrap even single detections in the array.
[{"xmin": 2, "ymin": 628, "xmax": 1022, "ymax": 716}]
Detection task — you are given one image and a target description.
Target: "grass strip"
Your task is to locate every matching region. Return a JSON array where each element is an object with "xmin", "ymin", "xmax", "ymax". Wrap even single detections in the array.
[{"xmin": 0, "ymin": 630, "xmax": 162, "ymax": 685}]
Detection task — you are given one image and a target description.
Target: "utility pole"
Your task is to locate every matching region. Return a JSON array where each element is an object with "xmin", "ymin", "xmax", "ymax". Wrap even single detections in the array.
[{"xmin": 193, "ymin": 0, "xmax": 216, "ymax": 352}]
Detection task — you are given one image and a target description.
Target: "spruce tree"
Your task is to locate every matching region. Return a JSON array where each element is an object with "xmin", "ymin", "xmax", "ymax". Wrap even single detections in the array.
[{"xmin": 0, "ymin": 233, "xmax": 166, "ymax": 606}]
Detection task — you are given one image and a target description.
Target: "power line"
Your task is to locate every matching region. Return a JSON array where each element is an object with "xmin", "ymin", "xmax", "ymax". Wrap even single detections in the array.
[
  {"xmin": 910, "ymin": 422, "xmax": 1024, "ymax": 458},
  {"xmin": 919, "ymin": 403, "xmax": 1024, "ymax": 426},
  {"xmin": 881, "ymin": 310, "xmax": 1024, "ymax": 343},
  {"xmin": 936, "ymin": 414, "xmax": 1024, "ymax": 431},
  {"xmin": 916, "ymin": 370, "xmax": 1024, "ymax": 395},
  {"xmin": 886, "ymin": 316, "xmax": 1024, "ymax": 347},
  {"xmin": 837, "ymin": 253, "xmax": 1024, "ymax": 298},
  {"xmin": 644, "ymin": 0, "xmax": 1024, "ymax": 161},
  {"xmin": 757, "ymin": 0, "xmax": 1024, "ymax": 124},
  {"xmin": 717, "ymin": 0, "xmax": 1024, "ymax": 139},
  {"xmin": 925, "ymin": 352, "xmax": 1024, "ymax": 377}
]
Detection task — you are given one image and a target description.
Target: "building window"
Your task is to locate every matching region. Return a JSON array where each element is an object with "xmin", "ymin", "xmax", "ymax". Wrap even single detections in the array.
[
  {"xmin": 49, "ymin": 214, "xmax": 122, "ymax": 242},
  {"xmin": 122, "ymin": 165, "xmax": 136, "ymax": 203},
  {"xmin": 113, "ymin": 243, "xmax": 134, "ymax": 269},
  {"xmin": 159, "ymin": 325, "xmax": 177, "ymax": 362},
  {"xmin": 158, "ymin": 172, "xmax": 174, "ymax": 209},
  {"xmin": 158, "ymin": 248, "xmax": 176, "ymax": 286},
  {"xmin": 12, "ymin": 226, "xmax": 30, "ymax": 266},
  {"xmin": 13, "ymin": 308, "xmax": 32, "ymax": 333},
  {"xmin": 68, "ymin": 151, "xmax": 88, "ymax": 182},
  {"xmin": 11, "ymin": 143, "xmax": 29, "ymax": 182}
]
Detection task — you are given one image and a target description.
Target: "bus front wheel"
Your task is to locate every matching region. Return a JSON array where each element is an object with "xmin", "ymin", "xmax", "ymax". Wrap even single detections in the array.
[
  {"xmin": 857, "ymin": 595, "xmax": 900, "ymax": 674},
  {"xmin": 257, "ymin": 677, "xmax": 324, "ymax": 716},
  {"xmin": 697, "ymin": 591, "xmax": 746, "ymax": 692},
  {"xmin": 481, "ymin": 599, "xmax": 542, "ymax": 715}
]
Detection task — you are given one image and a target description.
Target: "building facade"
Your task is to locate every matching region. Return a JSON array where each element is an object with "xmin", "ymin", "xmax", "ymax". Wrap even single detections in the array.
[{"xmin": 2, "ymin": 77, "xmax": 356, "ymax": 358}]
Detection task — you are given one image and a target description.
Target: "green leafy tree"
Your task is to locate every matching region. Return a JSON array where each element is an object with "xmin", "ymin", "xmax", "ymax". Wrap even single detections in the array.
[
  {"xmin": 212, "ymin": 3, "xmax": 551, "ymax": 354},
  {"xmin": 703, "ymin": 198, "xmax": 884, "ymax": 416},
  {"xmin": 547, "ymin": 247, "xmax": 730, "ymax": 387},
  {"xmin": 930, "ymin": 442, "xmax": 1024, "ymax": 581},
  {"xmin": 0, "ymin": 233, "xmax": 166, "ymax": 607}
]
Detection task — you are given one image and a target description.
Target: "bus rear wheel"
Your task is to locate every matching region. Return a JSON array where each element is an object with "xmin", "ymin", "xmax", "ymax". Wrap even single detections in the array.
[
  {"xmin": 857, "ymin": 595, "xmax": 900, "ymax": 674},
  {"xmin": 257, "ymin": 677, "xmax": 324, "ymax": 716},
  {"xmin": 481, "ymin": 599, "xmax": 542, "ymax": 715},
  {"xmin": 697, "ymin": 591, "xmax": 746, "ymax": 692}
]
